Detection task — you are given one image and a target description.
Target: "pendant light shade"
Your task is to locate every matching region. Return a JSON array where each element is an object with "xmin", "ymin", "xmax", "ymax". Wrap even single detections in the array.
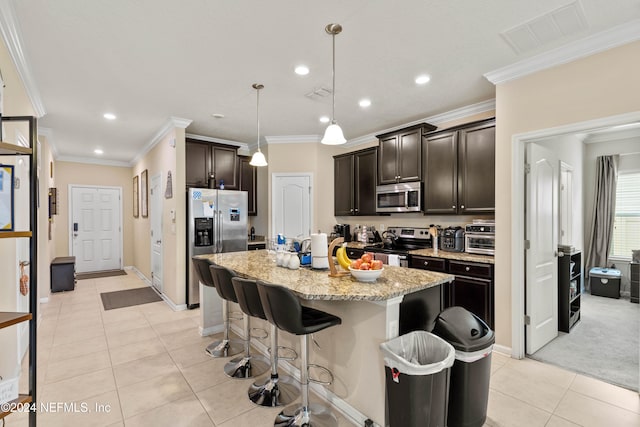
[
  {"xmin": 250, "ymin": 83, "xmax": 268, "ymax": 167},
  {"xmin": 321, "ymin": 23, "xmax": 346, "ymax": 145}
]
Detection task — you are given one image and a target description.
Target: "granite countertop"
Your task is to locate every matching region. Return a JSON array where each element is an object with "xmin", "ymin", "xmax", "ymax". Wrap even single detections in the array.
[
  {"xmin": 409, "ymin": 248, "xmax": 494, "ymax": 264},
  {"xmin": 195, "ymin": 250, "xmax": 453, "ymax": 301}
]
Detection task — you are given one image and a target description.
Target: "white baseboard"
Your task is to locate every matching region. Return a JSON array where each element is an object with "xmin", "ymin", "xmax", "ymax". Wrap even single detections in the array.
[
  {"xmin": 229, "ymin": 324, "xmax": 370, "ymax": 426},
  {"xmin": 493, "ymin": 344, "xmax": 513, "ymax": 357},
  {"xmin": 127, "ymin": 266, "xmax": 187, "ymax": 311}
]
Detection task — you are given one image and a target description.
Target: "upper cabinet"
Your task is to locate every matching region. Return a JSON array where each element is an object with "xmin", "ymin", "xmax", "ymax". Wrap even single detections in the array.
[
  {"xmin": 377, "ymin": 124, "xmax": 435, "ymax": 184},
  {"xmin": 422, "ymin": 118, "xmax": 495, "ymax": 214},
  {"xmin": 238, "ymin": 155, "xmax": 257, "ymax": 216},
  {"xmin": 185, "ymin": 138, "xmax": 238, "ymax": 189},
  {"xmin": 334, "ymin": 147, "xmax": 377, "ymax": 216}
]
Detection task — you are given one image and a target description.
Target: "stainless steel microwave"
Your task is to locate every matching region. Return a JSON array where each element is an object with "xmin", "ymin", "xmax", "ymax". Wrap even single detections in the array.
[{"xmin": 376, "ymin": 182, "xmax": 421, "ymax": 213}]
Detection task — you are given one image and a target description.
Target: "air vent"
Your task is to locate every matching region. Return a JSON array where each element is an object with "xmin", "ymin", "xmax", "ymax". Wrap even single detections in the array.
[
  {"xmin": 501, "ymin": 1, "xmax": 589, "ymax": 54},
  {"xmin": 305, "ymin": 87, "xmax": 332, "ymax": 100}
]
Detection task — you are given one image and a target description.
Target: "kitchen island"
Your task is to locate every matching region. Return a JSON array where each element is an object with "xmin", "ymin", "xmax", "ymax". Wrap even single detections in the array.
[{"xmin": 194, "ymin": 250, "xmax": 453, "ymax": 426}]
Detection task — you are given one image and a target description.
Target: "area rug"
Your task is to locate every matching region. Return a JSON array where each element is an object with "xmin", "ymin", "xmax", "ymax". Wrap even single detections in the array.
[
  {"xmin": 77, "ymin": 269, "xmax": 127, "ymax": 280},
  {"xmin": 100, "ymin": 287, "xmax": 162, "ymax": 310},
  {"xmin": 530, "ymin": 292, "xmax": 639, "ymax": 391}
]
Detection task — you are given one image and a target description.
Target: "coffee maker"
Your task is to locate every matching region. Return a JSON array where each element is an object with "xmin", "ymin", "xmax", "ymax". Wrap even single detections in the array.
[{"xmin": 333, "ymin": 224, "xmax": 351, "ymax": 242}]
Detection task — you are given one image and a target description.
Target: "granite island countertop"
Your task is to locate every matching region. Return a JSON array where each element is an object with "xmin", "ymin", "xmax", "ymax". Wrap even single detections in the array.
[
  {"xmin": 409, "ymin": 248, "xmax": 494, "ymax": 264},
  {"xmin": 195, "ymin": 250, "xmax": 453, "ymax": 301}
]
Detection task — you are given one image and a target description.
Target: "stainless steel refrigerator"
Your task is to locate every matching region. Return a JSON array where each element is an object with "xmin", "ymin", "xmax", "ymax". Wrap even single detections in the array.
[{"xmin": 187, "ymin": 188, "xmax": 248, "ymax": 308}]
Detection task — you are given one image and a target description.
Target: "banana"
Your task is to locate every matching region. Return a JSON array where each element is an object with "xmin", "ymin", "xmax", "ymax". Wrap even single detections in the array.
[{"xmin": 336, "ymin": 247, "xmax": 351, "ymax": 270}]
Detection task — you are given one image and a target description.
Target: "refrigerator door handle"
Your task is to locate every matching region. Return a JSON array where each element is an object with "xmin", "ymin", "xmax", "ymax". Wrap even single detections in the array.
[{"xmin": 218, "ymin": 210, "xmax": 223, "ymax": 252}]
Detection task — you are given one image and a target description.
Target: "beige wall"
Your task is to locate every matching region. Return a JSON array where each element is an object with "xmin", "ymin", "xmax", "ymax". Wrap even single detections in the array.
[
  {"xmin": 494, "ymin": 40, "xmax": 640, "ymax": 348},
  {"xmin": 53, "ymin": 161, "xmax": 134, "ymax": 266}
]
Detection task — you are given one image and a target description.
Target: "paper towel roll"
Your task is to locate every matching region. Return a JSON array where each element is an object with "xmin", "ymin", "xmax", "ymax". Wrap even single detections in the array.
[{"xmin": 310, "ymin": 233, "xmax": 328, "ymax": 257}]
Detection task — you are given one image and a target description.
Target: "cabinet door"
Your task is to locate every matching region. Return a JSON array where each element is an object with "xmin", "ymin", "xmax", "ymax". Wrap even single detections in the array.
[
  {"xmin": 238, "ymin": 156, "xmax": 257, "ymax": 216},
  {"xmin": 397, "ymin": 128, "xmax": 422, "ymax": 182},
  {"xmin": 423, "ymin": 131, "xmax": 458, "ymax": 214},
  {"xmin": 212, "ymin": 145, "xmax": 238, "ymax": 189},
  {"xmin": 186, "ymin": 141, "xmax": 211, "ymax": 188},
  {"xmin": 409, "ymin": 255, "xmax": 447, "ymax": 272},
  {"xmin": 450, "ymin": 275, "xmax": 493, "ymax": 329},
  {"xmin": 459, "ymin": 122, "xmax": 495, "ymax": 213},
  {"xmin": 378, "ymin": 135, "xmax": 399, "ymax": 184},
  {"xmin": 354, "ymin": 149, "xmax": 377, "ymax": 215},
  {"xmin": 334, "ymin": 154, "xmax": 354, "ymax": 216}
]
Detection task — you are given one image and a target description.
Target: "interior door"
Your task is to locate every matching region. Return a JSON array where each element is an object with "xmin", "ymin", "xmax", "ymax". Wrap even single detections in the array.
[
  {"xmin": 272, "ymin": 174, "xmax": 311, "ymax": 240},
  {"xmin": 150, "ymin": 174, "xmax": 162, "ymax": 292},
  {"xmin": 71, "ymin": 186, "xmax": 122, "ymax": 273},
  {"xmin": 526, "ymin": 143, "xmax": 559, "ymax": 354}
]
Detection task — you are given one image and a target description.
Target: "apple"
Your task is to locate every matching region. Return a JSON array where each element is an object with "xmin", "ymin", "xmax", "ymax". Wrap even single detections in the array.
[
  {"xmin": 350, "ymin": 259, "xmax": 362, "ymax": 269},
  {"xmin": 359, "ymin": 262, "xmax": 371, "ymax": 270},
  {"xmin": 371, "ymin": 260, "xmax": 383, "ymax": 270},
  {"xmin": 361, "ymin": 253, "xmax": 373, "ymax": 264}
]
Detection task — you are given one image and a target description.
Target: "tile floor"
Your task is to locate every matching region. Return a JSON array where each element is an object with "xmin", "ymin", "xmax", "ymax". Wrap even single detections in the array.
[{"xmin": 4, "ymin": 271, "xmax": 639, "ymax": 427}]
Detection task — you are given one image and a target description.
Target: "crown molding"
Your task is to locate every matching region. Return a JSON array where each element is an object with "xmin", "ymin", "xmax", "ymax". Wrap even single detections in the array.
[
  {"xmin": 131, "ymin": 117, "xmax": 192, "ymax": 165},
  {"xmin": 484, "ymin": 19, "xmax": 640, "ymax": 85},
  {"xmin": 0, "ymin": 0, "xmax": 46, "ymax": 117},
  {"xmin": 185, "ymin": 132, "xmax": 249, "ymax": 151},
  {"xmin": 344, "ymin": 99, "xmax": 496, "ymax": 148},
  {"xmin": 264, "ymin": 135, "xmax": 321, "ymax": 145},
  {"xmin": 37, "ymin": 126, "xmax": 58, "ymax": 157},
  {"xmin": 56, "ymin": 155, "xmax": 131, "ymax": 168}
]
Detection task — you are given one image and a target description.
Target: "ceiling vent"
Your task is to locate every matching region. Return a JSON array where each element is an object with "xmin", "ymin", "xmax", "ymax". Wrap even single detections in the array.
[
  {"xmin": 305, "ymin": 87, "xmax": 332, "ymax": 100},
  {"xmin": 501, "ymin": 1, "xmax": 589, "ymax": 54}
]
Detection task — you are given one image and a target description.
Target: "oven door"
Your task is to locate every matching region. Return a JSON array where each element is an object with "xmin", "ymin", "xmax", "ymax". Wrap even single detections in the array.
[
  {"xmin": 465, "ymin": 233, "xmax": 495, "ymax": 255},
  {"xmin": 376, "ymin": 183, "xmax": 421, "ymax": 213}
]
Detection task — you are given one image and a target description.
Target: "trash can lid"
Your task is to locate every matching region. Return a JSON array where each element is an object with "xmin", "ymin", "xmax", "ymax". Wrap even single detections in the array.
[
  {"xmin": 589, "ymin": 267, "xmax": 621, "ymax": 278},
  {"xmin": 432, "ymin": 307, "xmax": 495, "ymax": 352}
]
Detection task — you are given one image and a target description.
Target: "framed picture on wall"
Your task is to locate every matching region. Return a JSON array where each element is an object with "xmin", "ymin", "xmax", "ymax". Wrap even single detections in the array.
[
  {"xmin": 133, "ymin": 175, "xmax": 139, "ymax": 218},
  {"xmin": 141, "ymin": 169, "xmax": 148, "ymax": 218},
  {"xmin": 0, "ymin": 164, "xmax": 15, "ymax": 231}
]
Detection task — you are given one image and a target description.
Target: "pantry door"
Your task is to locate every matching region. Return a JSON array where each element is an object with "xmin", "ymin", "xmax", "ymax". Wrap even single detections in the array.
[
  {"xmin": 70, "ymin": 186, "xmax": 123, "ymax": 273},
  {"xmin": 272, "ymin": 173, "xmax": 312, "ymax": 240}
]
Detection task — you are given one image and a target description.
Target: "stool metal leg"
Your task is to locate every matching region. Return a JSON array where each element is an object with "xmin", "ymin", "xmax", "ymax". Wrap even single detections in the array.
[
  {"xmin": 249, "ymin": 324, "xmax": 300, "ymax": 407},
  {"xmin": 225, "ymin": 313, "xmax": 269, "ymax": 378},
  {"xmin": 206, "ymin": 299, "xmax": 243, "ymax": 358},
  {"xmin": 274, "ymin": 334, "xmax": 337, "ymax": 427}
]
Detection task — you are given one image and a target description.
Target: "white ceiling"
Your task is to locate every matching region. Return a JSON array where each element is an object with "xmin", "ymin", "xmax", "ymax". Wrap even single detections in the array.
[{"xmin": 6, "ymin": 0, "xmax": 640, "ymax": 164}]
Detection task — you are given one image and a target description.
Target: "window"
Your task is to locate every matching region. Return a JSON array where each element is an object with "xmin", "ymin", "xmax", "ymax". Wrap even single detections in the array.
[{"xmin": 610, "ymin": 172, "xmax": 640, "ymax": 259}]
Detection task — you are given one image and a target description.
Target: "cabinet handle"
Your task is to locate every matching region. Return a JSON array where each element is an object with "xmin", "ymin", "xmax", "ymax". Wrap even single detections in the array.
[
  {"xmin": 465, "ymin": 266, "xmax": 470, "ymax": 272},
  {"xmin": 452, "ymin": 205, "xmax": 456, "ymax": 209},
  {"xmin": 461, "ymin": 205, "xmax": 465, "ymax": 209},
  {"xmin": 355, "ymin": 208, "xmax": 358, "ymax": 212},
  {"xmin": 350, "ymin": 208, "xmax": 354, "ymax": 212},
  {"xmin": 424, "ymin": 261, "xmax": 429, "ymax": 266}
]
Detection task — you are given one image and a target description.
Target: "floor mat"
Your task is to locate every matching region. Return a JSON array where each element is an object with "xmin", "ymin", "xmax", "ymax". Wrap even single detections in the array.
[
  {"xmin": 77, "ymin": 269, "xmax": 127, "ymax": 280},
  {"xmin": 100, "ymin": 286, "xmax": 162, "ymax": 310}
]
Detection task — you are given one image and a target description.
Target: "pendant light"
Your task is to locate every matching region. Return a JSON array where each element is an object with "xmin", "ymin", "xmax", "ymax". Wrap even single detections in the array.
[
  {"xmin": 250, "ymin": 83, "xmax": 268, "ymax": 166},
  {"xmin": 321, "ymin": 23, "xmax": 346, "ymax": 145}
]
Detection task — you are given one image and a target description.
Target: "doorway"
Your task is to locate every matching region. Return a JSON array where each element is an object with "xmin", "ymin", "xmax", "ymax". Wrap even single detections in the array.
[
  {"xmin": 69, "ymin": 185, "xmax": 123, "ymax": 273},
  {"xmin": 150, "ymin": 173, "xmax": 163, "ymax": 293},
  {"xmin": 271, "ymin": 173, "xmax": 312, "ymax": 239}
]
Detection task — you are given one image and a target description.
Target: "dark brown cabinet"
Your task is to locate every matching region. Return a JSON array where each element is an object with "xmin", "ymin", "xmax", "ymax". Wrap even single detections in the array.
[
  {"xmin": 377, "ymin": 124, "xmax": 434, "ymax": 184},
  {"xmin": 238, "ymin": 156, "xmax": 257, "ymax": 216},
  {"xmin": 448, "ymin": 260, "xmax": 494, "ymax": 329},
  {"xmin": 185, "ymin": 138, "xmax": 238, "ymax": 189},
  {"xmin": 409, "ymin": 255, "xmax": 447, "ymax": 273},
  {"xmin": 334, "ymin": 147, "xmax": 377, "ymax": 216},
  {"xmin": 422, "ymin": 118, "xmax": 495, "ymax": 214}
]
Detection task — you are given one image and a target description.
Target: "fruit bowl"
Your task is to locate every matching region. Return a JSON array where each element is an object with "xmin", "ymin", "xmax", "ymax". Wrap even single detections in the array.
[{"xmin": 349, "ymin": 267, "xmax": 384, "ymax": 282}]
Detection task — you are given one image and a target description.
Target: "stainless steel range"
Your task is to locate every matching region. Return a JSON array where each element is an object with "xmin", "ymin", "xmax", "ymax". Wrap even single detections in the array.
[{"xmin": 364, "ymin": 226, "xmax": 433, "ymax": 267}]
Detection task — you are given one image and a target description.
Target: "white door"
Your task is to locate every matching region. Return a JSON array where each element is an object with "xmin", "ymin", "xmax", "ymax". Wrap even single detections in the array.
[
  {"xmin": 71, "ymin": 186, "xmax": 122, "ymax": 273},
  {"xmin": 525, "ymin": 143, "xmax": 559, "ymax": 354},
  {"xmin": 150, "ymin": 173, "xmax": 163, "ymax": 292},
  {"xmin": 272, "ymin": 174, "xmax": 312, "ymax": 239}
]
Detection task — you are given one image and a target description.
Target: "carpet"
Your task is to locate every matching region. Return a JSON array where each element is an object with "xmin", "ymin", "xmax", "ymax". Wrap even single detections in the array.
[
  {"xmin": 100, "ymin": 287, "xmax": 162, "ymax": 310},
  {"xmin": 530, "ymin": 292, "xmax": 639, "ymax": 391},
  {"xmin": 77, "ymin": 269, "xmax": 127, "ymax": 280}
]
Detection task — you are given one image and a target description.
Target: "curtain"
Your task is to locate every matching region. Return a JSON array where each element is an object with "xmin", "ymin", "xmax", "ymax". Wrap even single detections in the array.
[{"xmin": 585, "ymin": 155, "xmax": 619, "ymax": 289}]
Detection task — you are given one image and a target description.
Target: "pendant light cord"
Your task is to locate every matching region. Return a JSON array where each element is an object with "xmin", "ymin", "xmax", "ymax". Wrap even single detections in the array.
[
  {"xmin": 331, "ymin": 32, "xmax": 336, "ymax": 123},
  {"xmin": 256, "ymin": 86, "xmax": 261, "ymax": 150}
]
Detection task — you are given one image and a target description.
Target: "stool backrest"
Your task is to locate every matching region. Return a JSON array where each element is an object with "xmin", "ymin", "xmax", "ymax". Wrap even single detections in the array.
[
  {"xmin": 231, "ymin": 277, "xmax": 266, "ymax": 320},
  {"xmin": 192, "ymin": 258, "xmax": 215, "ymax": 288},
  {"xmin": 209, "ymin": 264, "xmax": 239, "ymax": 303},
  {"xmin": 256, "ymin": 281, "xmax": 304, "ymax": 335}
]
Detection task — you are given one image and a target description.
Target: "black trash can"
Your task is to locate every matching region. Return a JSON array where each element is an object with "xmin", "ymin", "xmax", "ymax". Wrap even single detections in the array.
[
  {"xmin": 380, "ymin": 331, "xmax": 455, "ymax": 427},
  {"xmin": 433, "ymin": 306, "xmax": 495, "ymax": 427}
]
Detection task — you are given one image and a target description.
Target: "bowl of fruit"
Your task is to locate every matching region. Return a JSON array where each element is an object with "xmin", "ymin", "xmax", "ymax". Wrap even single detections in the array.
[{"xmin": 348, "ymin": 253, "xmax": 384, "ymax": 282}]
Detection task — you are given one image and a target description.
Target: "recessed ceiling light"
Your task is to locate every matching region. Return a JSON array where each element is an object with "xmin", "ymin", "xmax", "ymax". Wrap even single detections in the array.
[
  {"xmin": 94, "ymin": 149, "xmax": 104, "ymax": 155},
  {"xmin": 211, "ymin": 113, "xmax": 225, "ymax": 119},
  {"xmin": 359, "ymin": 98, "xmax": 371, "ymax": 108},
  {"xmin": 295, "ymin": 65, "xmax": 310, "ymax": 76},
  {"xmin": 103, "ymin": 113, "xmax": 116, "ymax": 120},
  {"xmin": 415, "ymin": 74, "xmax": 431, "ymax": 85},
  {"xmin": 319, "ymin": 116, "xmax": 330, "ymax": 123}
]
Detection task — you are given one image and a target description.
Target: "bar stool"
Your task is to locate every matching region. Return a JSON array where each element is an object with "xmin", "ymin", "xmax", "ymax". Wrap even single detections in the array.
[
  {"xmin": 191, "ymin": 258, "xmax": 243, "ymax": 358},
  {"xmin": 256, "ymin": 281, "xmax": 342, "ymax": 427},
  {"xmin": 210, "ymin": 265, "xmax": 269, "ymax": 378},
  {"xmin": 232, "ymin": 277, "xmax": 301, "ymax": 406}
]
